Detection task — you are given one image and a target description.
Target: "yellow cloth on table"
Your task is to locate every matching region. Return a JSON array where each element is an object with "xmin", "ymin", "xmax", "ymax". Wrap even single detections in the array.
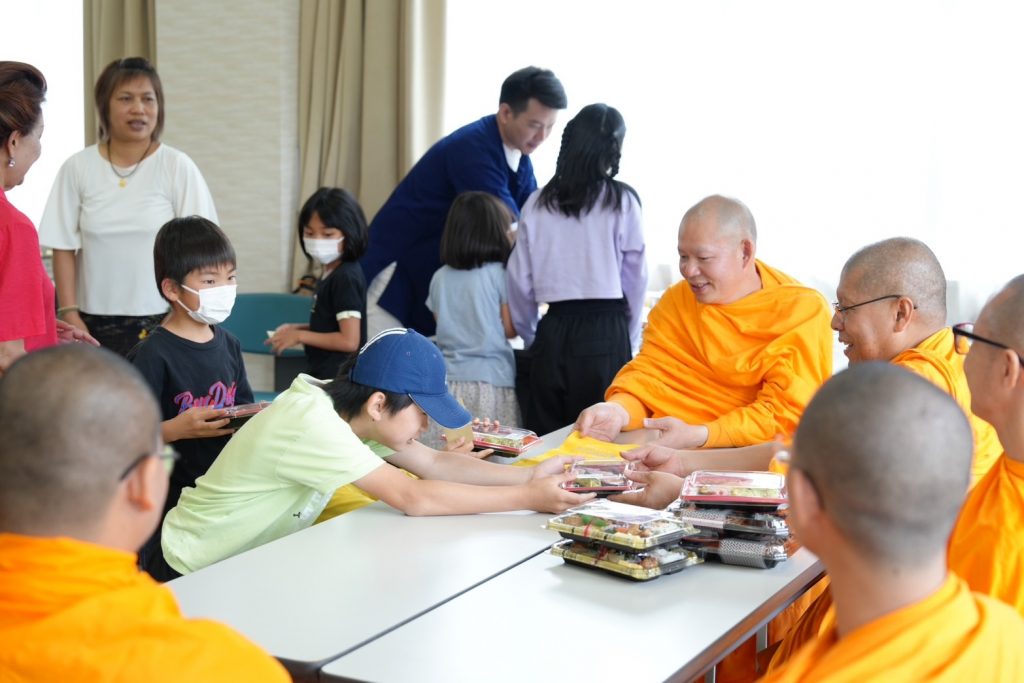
[
  {"xmin": 606, "ymin": 260, "xmax": 832, "ymax": 448},
  {"xmin": 759, "ymin": 574, "xmax": 1024, "ymax": 682},
  {"xmin": 510, "ymin": 430, "xmax": 639, "ymax": 468},
  {"xmin": 316, "ymin": 483, "xmax": 380, "ymax": 521},
  {"xmin": 0, "ymin": 534, "xmax": 289, "ymax": 682},
  {"xmin": 891, "ymin": 327, "xmax": 1002, "ymax": 485},
  {"xmin": 948, "ymin": 454, "xmax": 1024, "ymax": 617}
]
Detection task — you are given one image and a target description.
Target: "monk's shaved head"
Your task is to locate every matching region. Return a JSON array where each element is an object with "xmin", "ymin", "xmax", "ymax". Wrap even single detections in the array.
[
  {"xmin": 792, "ymin": 363, "xmax": 972, "ymax": 566},
  {"xmin": 841, "ymin": 237, "xmax": 946, "ymax": 326},
  {"xmin": 0, "ymin": 345, "xmax": 160, "ymax": 534},
  {"xmin": 681, "ymin": 194, "xmax": 757, "ymax": 242},
  {"xmin": 983, "ymin": 274, "xmax": 1024, "ymax": 349}
]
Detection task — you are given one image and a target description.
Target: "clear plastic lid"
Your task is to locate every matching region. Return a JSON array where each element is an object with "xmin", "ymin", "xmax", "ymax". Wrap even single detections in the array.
[
  {"xmin": 472, "ymin": 424, "xmax": 542, "ymax": 454},
  {"xmin": 222, "ymin": 401, "xmax": 272, "ymax": 428},
  {"xmin": 546, "ymin": 499, "xmax": 697, "ymax": 551},
  {"xmin": 551, "ymin": 539, "xmax": 702, "ymax": 581},
  {"xmin": 667, "ymin": 501, "xmax": 789, "ymax": 537},
  {"xmin": 679, "ymin": 470, "xmax": 788, "ymax": 507},
  {"xmin": 679, "ymin": 530, "xmax": 791, "ymax": 569},
  {"xmin": 561, "ymin": 460, "xmax": 635, "ymax": 494}
]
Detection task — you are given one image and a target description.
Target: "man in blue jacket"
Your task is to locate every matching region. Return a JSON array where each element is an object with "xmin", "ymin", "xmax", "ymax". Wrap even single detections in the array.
[{"xmin": 361, "ymin": 66, "xmax": 567, "ymax": 336}]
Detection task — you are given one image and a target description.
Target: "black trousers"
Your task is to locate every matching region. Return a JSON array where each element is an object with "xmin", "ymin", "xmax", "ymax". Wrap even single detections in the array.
[{"xmin": 516, "ymin": 299, "xmax": 631, "ymax": 436}]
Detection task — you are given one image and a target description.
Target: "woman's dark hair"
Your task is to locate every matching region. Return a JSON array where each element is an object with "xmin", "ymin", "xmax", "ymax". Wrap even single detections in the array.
[
  {"xmin": 0, "ymin": 62, "xmax": 47, "ymax": 147},
  {"xmin": 439, "ymin": 192, "xmax": 512, "ymax": 270},
  {"xmin": 94, "ymin": 57, "xmax": 164, "ymax": 142},
  {"xmin": 538, "ymin": 103, "xmax": 639, "ymax": 219},
  {"xmin": 499, "ymin": 66, "xmax": 567, "ymax": 113},
  {"xmin": 326, "ymin": 355, "xmax": 414, "ymax": 419},
  {"xmin": 298, "ymin": 187, "xmax": 369, "ymax": 262},
  {"xmin": 153, "ymin": 216, "xmax": 236, "ymax": 300}
]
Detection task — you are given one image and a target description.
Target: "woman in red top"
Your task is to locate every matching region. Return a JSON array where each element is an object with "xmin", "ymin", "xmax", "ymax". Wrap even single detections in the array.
[{"xmin": 0, "ymin": 61, "xmax": 95, "ymax": 375}]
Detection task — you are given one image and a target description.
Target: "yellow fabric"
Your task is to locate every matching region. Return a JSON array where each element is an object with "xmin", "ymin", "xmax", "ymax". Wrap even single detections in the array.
[
  {"xmin": 315, "ymin": 483, "xmax": 380, "ymax": 522},
  {"xmin": 606, "ymin": 260, "xmax": 832, "ymax": 448},
  {"xmin": 759, "ymin": 574, "xmax": 1024, "ymax": 682},
  {"xmin": 766, "ymin": 586, "xmax": 836, "ymax": 674},
  {"xmin": 511, "ymin": 430, "xmax": 639, "ymax": 468},
  {"xmin": 0, "ymin": 534, "xmax": 289, "ymax": 682},
  {"xmin": 891, "ymin": 327, "xmax": 1002, "ymax": 485},
  {"xmin": 948, "ymin": 454, "xmax": 1024, "ymax": 616}
]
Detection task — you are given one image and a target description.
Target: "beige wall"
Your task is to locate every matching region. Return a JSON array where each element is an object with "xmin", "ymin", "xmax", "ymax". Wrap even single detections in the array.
[
  {"xmin": 156, "ymin": 0, "xmax": 300, "ymax": 391},
  {"xmin": 156, "ymin": 0, "xmax": 299, "ymax": 294}
]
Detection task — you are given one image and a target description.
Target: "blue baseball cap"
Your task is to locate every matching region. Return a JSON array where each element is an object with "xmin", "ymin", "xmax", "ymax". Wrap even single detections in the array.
[{"xmin": 350, "ymin": 328, "xmax": 471, "ymax": 429}]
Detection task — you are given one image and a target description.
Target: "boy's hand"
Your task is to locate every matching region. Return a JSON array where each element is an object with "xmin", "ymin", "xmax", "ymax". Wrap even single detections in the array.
[
  {"xmin": 265, "ymin": 324, "xmax": 302, "ymax": 355},
  {"xmin": 167, "ymin": 406, "xmax": 232, "ymax": 441},
  {"xmin": 609, "ymin": 470, "xmax": 684, "ymax": 510},
  {"xmin": 619, "ymin": 444, "xmax": 685, "ymax": 476},
  {"xmin": 523, "ymin": 471, "xmax": 596, "ymax": 513},
  {"xmin": 440, "ymin": 434, "xmax": 493, "ymax": 459},
  {"xmin": 528, "ymin": 455, "xmax": 583, "ymax": 480}
]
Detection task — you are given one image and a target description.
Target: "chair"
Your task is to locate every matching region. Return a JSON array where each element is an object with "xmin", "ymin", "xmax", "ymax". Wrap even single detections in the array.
[{"xmin": 220, "ymin": 293, "xmax": 312, "ymax": 402}]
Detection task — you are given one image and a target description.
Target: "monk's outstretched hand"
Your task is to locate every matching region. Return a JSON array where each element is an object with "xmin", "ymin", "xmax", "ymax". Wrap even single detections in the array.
[
  {"xmin": 644, "ymin": 416, "xmax": 709, "ymax": 449},
  {"xmin": 609, "ymin": 469, "xmax": 685, "ymax": 510},
  {"xmin": 574, "ymin": 402, "xmax": 630, "ymax": 442}
]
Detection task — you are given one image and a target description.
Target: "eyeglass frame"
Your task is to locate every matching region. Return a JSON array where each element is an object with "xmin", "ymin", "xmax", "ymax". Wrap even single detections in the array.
[
  {"xmin": 952, "ymin": 322, "xmax": 1024, "ymax": 367},
  {"xmin": 831, "ymin": 294, "xmax": 912, "ymax": 321},
  {"xmin": 118, "ymin": 444, "xmax": 180, "ymax": 481}
]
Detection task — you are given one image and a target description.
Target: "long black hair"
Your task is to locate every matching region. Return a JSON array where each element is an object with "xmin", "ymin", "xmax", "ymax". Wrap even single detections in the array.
[
  {"xmin": 538, "ymin": 103, "xmax": 638, "ymax": 219},
  {"xmin": 298, "ymin": 187, "xmax": 369, "ymax": 262}
]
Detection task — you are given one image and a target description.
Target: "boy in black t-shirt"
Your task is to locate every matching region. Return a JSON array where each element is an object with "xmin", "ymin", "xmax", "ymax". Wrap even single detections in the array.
[{"xmin": 129, "ymin": 216, "xmax": 253, "ymax": 578}]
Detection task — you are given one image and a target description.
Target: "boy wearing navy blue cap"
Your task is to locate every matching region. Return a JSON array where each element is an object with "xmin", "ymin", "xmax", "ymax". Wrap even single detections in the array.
[{"xmin": 155, "ymin": 328, "xmax": 592, "ymax": 579}]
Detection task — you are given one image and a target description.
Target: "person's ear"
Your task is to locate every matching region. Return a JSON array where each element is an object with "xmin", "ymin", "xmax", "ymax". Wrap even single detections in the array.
[
  {"xmin": 365, "ymin": 391, "xmax": 387, "ymax": 422},
  {"xmin": 122, "ymin": 455, "xmax": 165, "ymax": 513},
  {"xmin": 740, "ymin": 238, "xmax": 755, "ymax": 265},
  {"xmin": 497, "ymin": 102, "xmax": 513, "ymax": 124},
  {"xmin": 892, "ymin": 296, "xmax": 915, "ymax": 333},
  {"xmin": 787, "ymin": 467, "xmax": 825, "ymax": 548},
  {"xmin": 1001, "ymin": 349, "xmax": 1022, "ymax": 389},
  {"xmin": 161, "ymin": 278, "xmax": 182, "ymax": 302}
]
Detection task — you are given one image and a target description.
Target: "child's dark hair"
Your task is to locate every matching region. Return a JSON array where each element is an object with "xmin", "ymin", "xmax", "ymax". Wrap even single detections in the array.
[
  {"xmin": 153, "ymin": 216, "xmax": 236, "ymax": 300},
  {"xmin": 326, "ymin": 355, "xmax": 414, "ymax": 419},
  {"xmin": 298, "ymin": 187, "xmax": 368, "ymax": 262},
  {"xmin": 439, "ymin": 192, "xmax": 512, "ymax": 270}
]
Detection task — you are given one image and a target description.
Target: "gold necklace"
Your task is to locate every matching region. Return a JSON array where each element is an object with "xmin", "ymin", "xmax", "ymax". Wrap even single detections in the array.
[{"xmin": 108, "ymin": 140, "xmax": 154, "ymax": 188}]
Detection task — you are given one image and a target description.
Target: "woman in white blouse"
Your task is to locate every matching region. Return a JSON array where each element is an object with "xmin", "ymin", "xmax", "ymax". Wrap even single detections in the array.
[{"xmin": 40, "ymin": 57, "xmax": 218, "ymax": 356}]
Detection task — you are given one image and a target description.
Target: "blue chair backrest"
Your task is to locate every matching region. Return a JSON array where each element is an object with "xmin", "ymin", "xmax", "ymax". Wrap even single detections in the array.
[{"xmin": 221, "ymin": 293, "xmax": 311, "ymax": 357}]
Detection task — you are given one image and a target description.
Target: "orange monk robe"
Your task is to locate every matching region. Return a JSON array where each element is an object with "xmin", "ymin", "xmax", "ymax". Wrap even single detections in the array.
[
  {"xmin": 606, "ymin": 260, "xmax": 833, "ymax": 448},
  {"xmin": 948, "ymin": 454, "xmax": 1024, "ymax": 616},
  {"xmin": 0, "ymin": 534, "xmax": 289, "ymax": 682},
  {"xmin": 891, "ymin": 327, "xmax": 1002, "ymax": 484},
  {"xmin": 759, "ymin": 574, "xmax": 1024, "ymax": 682}
]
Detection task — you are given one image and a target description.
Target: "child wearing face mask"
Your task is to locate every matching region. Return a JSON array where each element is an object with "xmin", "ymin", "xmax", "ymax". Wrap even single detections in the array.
[
  {"xmin": 127, "ymin": 215, "xmax": 253, "ymax": 578},
  {"xmin": 267, "ymin": 187, "xmax": 369, "ymax": 380}
]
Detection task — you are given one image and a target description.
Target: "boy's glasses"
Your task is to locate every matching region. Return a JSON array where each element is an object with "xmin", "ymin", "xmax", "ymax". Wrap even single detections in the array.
[
  {"xmin": 952, "ymin": 322, "xmax": 1024, "ymax": 366},
  {"xmin": 118, "ymin": 444, "xmax": 180, "ymax": 481}
]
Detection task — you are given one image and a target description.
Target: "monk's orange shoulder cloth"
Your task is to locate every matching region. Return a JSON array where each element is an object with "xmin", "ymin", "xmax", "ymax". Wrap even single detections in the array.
[
  {"xmin": 948, "ymin": 454, "xmax": 1024, "ymax": 617},
  {"xmin": 0, "ymin": 534, "xmax": 289, "ymax": 682},
  {"xmin": 892, "ymin": 327, "xmax": 1002, "ymax": 485},
  {"xmin": 606, "ymin": 260, "xmax": 832, "ymax": 447},
  {"xmin": 759, "ymin": 574, "xmax": 1024, "ymax": 682}
]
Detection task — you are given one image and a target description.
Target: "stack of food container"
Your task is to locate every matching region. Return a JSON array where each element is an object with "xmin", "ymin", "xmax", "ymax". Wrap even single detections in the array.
[
  {"xmin": 545, "ymin": 499, "xmax": 702, "ymax": 581},
  {"xmin": 669, "ymin": 470, "xmax": 791, "ymax": 569}
]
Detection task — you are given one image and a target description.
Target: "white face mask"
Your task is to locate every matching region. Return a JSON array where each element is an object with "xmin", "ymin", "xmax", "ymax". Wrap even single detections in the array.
[
  {"xmin": 304, "ymin": 237, "xmax": 343, "ymax": 265},
  {"xmin": 177, "ymin": 284, "xmax": 237, "ymax": 325}
]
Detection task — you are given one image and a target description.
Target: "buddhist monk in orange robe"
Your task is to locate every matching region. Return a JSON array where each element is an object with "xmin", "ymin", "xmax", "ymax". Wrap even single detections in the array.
[
  {"xmin": 948, "ymin": 274, "xmax": 1024, "ymax": 617},
  {"xmin": 0, "ymin": 346, "xmax": 288, "ymax": 682},
  {"xmin": 761, "ymin": 363, "xmax": 1024, "ymax": 682},
  {"xmin": 576, "ymin": 194, "xmax": 833, "ymax": 449}
]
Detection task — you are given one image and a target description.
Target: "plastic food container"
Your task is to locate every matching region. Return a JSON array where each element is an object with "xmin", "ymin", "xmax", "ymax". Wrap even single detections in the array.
[
  {"xmin": 679, "ymin": 470, "xmax": 788, "ymax": 508},
  {"xmin": 472, "ymin": 424, "xmax": 542, "ymax": 455},
  {"xmin": 561, "ymin": 459, "xmax": 635, "ymax": 494},
  {"xmin": 551, "ymin": 539, "xmax": 702, "ymax": 581},
  {"xmin": 546, "ymin": 499, "xmax": 697, "ymax": 551},
  {"xmin": 680, "ymin": 530, "xmax": 790, "ymax": 569},
  {"xmin": 222, "ymin": 401, "xmax": 272, "ymax": 430},
  {"xmin": 667, "ymin": 501, "xmax": 789, "ymax": 537}
]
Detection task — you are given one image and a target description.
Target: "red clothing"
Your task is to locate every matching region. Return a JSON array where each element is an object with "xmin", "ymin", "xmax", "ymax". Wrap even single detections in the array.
[{"xmin": 0, "ymin": 187, "xmax": 56, "ymax": 351}]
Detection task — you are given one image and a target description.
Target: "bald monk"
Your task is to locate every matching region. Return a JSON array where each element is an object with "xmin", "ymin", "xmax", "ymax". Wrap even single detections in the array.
[
  {"xmin": 618, "ymin": 237, "xmax": 1000, "ymax": 510},
  {"xmin": 760, "ymin": 363, "xmax": 1024, "ymax": 682},
  {"xmin": 0, "ymin": 346, "xmax": 288, "ymax": 681},
  {"xmin": 575, "ymin": 194, "xmax": 833, "ymax": 449},
  {"xmin": 948, "ymin": 274, "xmax": 1024, "ymax": 616}
]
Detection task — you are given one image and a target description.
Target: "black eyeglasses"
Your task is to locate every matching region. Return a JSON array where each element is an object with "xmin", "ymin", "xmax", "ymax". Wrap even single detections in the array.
[
  {"xmin": 952, "ymin": 323, "xmax": 1024, "ymax": 366},
  {"xmin": 831, "ymin": 294, "xmax": 908, "ymax": 321},
  {"xmin": 118, "ymin": 444, "xmax": 180, "ymax": 481}
]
